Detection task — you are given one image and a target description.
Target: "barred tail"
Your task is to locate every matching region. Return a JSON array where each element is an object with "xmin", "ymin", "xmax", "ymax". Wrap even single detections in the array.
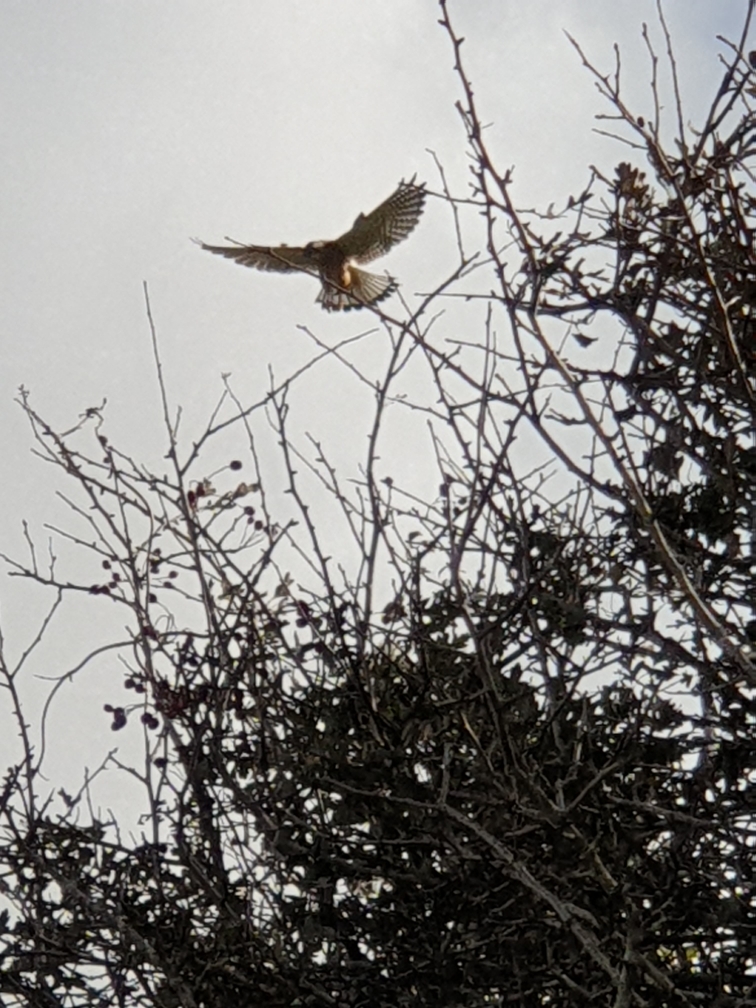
[{"xmin": 317, "ymin": 267, "xmax": 397, "ymax": 311}]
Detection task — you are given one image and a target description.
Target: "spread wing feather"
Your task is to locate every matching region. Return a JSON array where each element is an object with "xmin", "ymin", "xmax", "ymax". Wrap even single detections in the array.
[
  {"xmin": 193, "ymin": 239, "xmax": 313, "ymax": 274},
  {"xmin": 338, "ymin": 179, "xmax": 426, "ymax": 264}
]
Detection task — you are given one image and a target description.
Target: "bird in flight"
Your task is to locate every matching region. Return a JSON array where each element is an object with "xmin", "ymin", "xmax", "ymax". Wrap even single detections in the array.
[{"xmin": 195, "ymin": 178, "xmax": 426, "ymax": 311}]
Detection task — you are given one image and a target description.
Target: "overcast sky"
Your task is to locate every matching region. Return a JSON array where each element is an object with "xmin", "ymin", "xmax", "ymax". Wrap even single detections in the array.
[{"xmin": 0, "ymin": 0, "xmax": 749, "ymax": 814}]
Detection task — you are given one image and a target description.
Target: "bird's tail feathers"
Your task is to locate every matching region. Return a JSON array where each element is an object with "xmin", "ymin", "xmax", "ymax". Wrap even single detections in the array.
[{"xmin": 318, "ymin": 268, "xmax": 397, "ymax": 311}]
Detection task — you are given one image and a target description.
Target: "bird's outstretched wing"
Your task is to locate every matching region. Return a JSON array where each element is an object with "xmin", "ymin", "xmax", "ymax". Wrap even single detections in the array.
[
  {"xmin": 193, "ymin": 239, "xmax": 314, "ymax": 274},
  {"xmin": 338, "ymin": 179, "xmax": 426, "ymax": 264}
]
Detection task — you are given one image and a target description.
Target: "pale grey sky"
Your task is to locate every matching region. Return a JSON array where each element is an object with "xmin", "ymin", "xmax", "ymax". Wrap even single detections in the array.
[{"xmin": 0, "ymin": 0, "xmax": 748, "ymax": 807}]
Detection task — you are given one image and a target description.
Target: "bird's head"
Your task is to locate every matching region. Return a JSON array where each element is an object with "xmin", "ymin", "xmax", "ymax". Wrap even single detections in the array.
[{"xmin": 302, "ymin": 240, "xmax": 327, "ymax": 261}]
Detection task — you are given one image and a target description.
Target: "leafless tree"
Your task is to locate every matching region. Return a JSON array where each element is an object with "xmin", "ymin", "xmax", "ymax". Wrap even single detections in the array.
[{"xmin": 2, "ymin": 3, "xmax": 755, "ymax": 1005}]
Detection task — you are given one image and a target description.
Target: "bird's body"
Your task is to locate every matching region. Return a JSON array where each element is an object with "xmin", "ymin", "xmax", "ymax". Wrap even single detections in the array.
[{"xmin": 196, "ymin": 178, "xmax": 426, "ymax": 311}]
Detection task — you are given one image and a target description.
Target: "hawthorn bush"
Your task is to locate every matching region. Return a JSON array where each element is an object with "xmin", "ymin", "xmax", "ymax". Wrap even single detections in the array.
[{"xmin": 1, "ymin": 4, "xmax": 754, "ymax": 1005}]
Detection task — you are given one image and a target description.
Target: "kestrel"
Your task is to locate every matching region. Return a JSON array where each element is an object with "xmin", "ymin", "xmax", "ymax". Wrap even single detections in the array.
[{"xmin": 195, "ymin": 178, "xmax": 426, "ymax": 311}]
